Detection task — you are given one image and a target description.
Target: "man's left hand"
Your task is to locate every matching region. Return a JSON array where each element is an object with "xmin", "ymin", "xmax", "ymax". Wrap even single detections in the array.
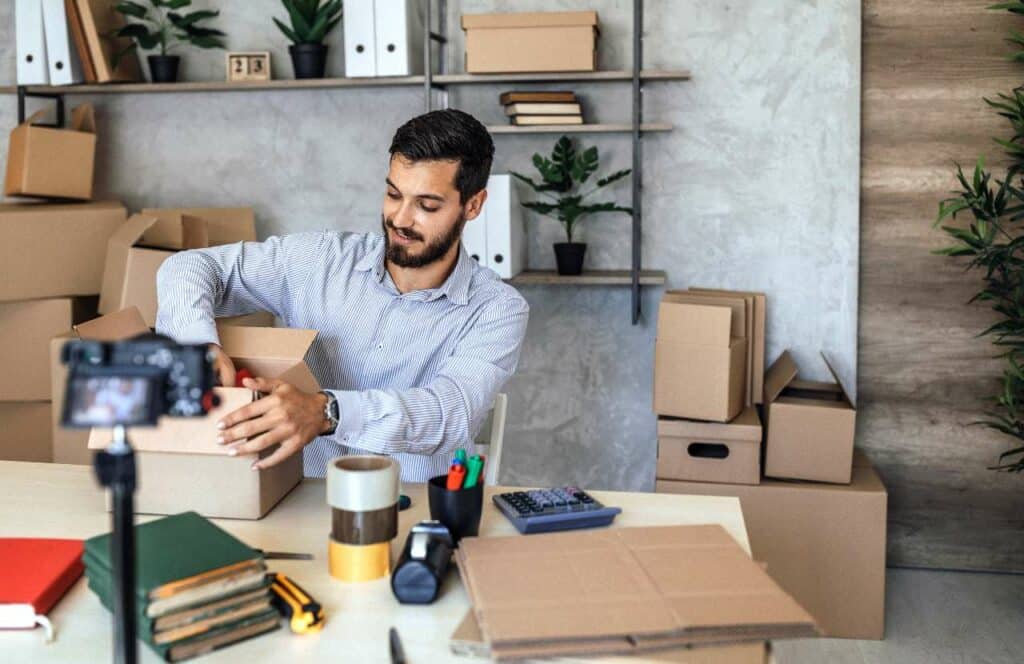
[{"xmin": 217, "ymin": 377, "xmax": 331, "ymax": 470}]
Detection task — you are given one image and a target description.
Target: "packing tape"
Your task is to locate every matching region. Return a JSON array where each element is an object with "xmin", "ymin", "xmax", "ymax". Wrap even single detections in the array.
[
  {"xmin": 326, "ymin": 455, "xmax": 400, "ymax": 512},
  {"xmin": 331, "ymin": 505, "xmax": 398, "ymax": 545},
  {"xmin": 327, "ymin": 538, "xmax": 391, "ymax": 582}
]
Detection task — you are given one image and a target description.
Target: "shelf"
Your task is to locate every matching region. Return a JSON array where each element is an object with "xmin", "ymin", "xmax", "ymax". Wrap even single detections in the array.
[
  {"xmin": 507, "ymin": 270, "xmax": 667, "ymax": 286},
  {"xmin": 489, "ymin": 123, "xmax": 671, "ymax": 134}
]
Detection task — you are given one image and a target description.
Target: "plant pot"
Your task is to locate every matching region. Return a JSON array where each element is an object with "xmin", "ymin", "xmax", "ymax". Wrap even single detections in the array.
[
  {"xmin": 147, "ymin": 55, "xmax": 180, "ymax": 83},
  {"xmin": 554, "ymin": 242, "xmax": 587, "ymax": 276},
  {"xmin": 289, "ymin": 43, "xmax": 328, "ymax": 79}
]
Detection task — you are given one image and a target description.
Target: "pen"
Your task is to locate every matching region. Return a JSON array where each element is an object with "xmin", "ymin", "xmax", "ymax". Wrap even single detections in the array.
[
  {"xmin": 462, "ymin": 455, "xmax": 485, "ymax": 489},
  {"xmin": 389, "ymin": 627, "xmax": 406, "ymax": 664},
  {"xmin": 447, "ymin": 463, "xmax": 467, "ymax": 490}
]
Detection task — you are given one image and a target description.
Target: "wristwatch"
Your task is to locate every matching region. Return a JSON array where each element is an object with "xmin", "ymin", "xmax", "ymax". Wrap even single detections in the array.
[{"xmin": 320, "ymin": 391, "xmax": 340, "ymax": 435}]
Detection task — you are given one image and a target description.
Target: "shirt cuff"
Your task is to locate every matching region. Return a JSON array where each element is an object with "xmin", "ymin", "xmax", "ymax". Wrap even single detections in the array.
[
  {"xmin": 328, "ymin": 389, "xmax": 364, "ymax": 445},
  {"xmin": 173, "ymin": 318, "xmax": 221, "ymax": 346}
]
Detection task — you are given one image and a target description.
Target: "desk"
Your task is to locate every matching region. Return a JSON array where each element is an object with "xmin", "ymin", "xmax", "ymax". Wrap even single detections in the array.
[{"xmin": 0, "ymin": 461, "xmax": 757, "ymax": 663}]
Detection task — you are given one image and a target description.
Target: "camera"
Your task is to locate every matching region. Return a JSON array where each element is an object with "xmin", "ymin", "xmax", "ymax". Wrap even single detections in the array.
[{"xmin": 61, "ymin": 334, "xmax": 219, "ymax": 428}]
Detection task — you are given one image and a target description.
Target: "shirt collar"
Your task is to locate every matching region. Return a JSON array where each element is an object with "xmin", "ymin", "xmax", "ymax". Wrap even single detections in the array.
[{"xmin": 355, "ymin": 235, "xmax": 474, "ymax": 306}]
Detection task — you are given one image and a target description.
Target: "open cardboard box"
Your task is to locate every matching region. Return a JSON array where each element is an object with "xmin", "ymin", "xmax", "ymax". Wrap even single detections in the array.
[
  {"xmin": 462, "ymin": 11, "xmax": 599, "ymax": 73},
  {"xmin": 86, "ymin": 325, "xmax": 318, "ymax": 519},
  {"xmin": 4, "ymin": 104, "xmax": 97, "ymax": 200},
  {"xmin": 140, "ymin": 207, "xmax": 256, "ymax": 249},
  {"xmin": 763, "ymin": 350, "xmax": 857, "ymax": 484},
  {"xmin": 657, "ymin": 406, "xmax": 762, "ymax": 485}
]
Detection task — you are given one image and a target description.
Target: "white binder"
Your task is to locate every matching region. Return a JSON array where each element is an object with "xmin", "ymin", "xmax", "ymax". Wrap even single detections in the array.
[
  {"xmin": 483, "ymin": 175, "xmax": 526, "ymax": 280},
  {"xmin": 344, "ymin": 0, "xmax": 377, "ymax": 77},
  {"xmin": 16, "ymin": 0, "xmax": 49, "ymax": 85},
  {"xmin": 374, "ymin": 0, "xmax": 425, "ymax": 77},
  {"xmin": 463, "ymin": 209, "xmax": 489, "ymax": 267},
  {"xmin": 42, "ymin": 0, "xmax": 84, "ymax": 85}
]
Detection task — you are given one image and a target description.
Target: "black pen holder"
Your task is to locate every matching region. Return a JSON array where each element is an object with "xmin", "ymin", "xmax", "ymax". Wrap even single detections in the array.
[{"xmin": 427, "ymin": 474, "xmax": 483, "ymax": 545}]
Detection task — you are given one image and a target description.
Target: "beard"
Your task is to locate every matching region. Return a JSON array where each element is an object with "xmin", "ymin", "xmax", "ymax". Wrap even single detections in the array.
[{"xmin": 382, "ymin": 212, "xmax": 466, "ymax": 269}]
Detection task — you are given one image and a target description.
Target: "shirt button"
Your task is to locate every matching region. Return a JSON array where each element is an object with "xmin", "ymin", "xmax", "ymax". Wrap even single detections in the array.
[{"xmin": 377, "ymin": 344, "xmax": 383, "ymax": 350}]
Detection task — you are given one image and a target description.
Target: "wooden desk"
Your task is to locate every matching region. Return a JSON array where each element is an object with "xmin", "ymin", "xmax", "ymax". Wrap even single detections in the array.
[{"xmin": 0, "ymin": 461, "xmax": 754, "ymax": 663}]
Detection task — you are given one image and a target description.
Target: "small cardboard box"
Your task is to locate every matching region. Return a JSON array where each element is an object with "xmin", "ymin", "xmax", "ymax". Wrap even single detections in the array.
[
  {"xmin": 763, "ymin": 351, "xmax": 857, "ymax": 484},
  {"xmin": 0, "ymin": 402, "xmax": 52, "ymax": 462},
  {"xmin": 689, "ymin": 288, "xmax": 767, "ymax": 405},
  {"xmin": 657, "ymin": 406, "xmax": 762, "ymax": 485},
  {"xmin": 462, "ymin": 11, "xmax": 599, "ymax": 73},
  {"xmin": 5, "ymin": 104, "xmax": 97, "ymax": 200},
  {"xmin": 87, "ymin": 326, "xmax": 318, "ymax": 519},
  {"xmin": 656, "ymin": 451, "xmax": 887, "ymax": 640},
  {"xmin": 0, "ymin": 201, "xmax": 127, "ymax": 302},
  {"xmin": 654, "ymin": 294, "xmax": 746, "ymax": 422}
]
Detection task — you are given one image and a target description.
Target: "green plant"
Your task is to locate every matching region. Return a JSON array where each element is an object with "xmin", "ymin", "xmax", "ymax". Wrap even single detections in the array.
[
  {"xmin": 113, "ymin": 1, "xmax": 225, "ymax": 60},
  {"xmin": 274, "ymin": 0, "xmax": 343, "ymax": 45},
  {"xmin": 934, "ymin": 1, "xmax": 1024, "ymax": 472},
  {"xmin": 511, "ymin": 135, "xmax": 632, "ymax": 244}
]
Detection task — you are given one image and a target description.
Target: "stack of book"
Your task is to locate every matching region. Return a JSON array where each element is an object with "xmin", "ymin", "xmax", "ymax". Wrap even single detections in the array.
[
  {"xmin": 501, "ymin": 91, "xmax": 583, "ymax": 126},
  {"xmin": 84, "ymin": 512, "xmax": 278, "ymax": 662}
]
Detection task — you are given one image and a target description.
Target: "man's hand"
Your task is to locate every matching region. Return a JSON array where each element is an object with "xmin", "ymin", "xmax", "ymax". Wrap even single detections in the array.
[
  {"xmin": 217, "ymin": 377, "xmax": 332, "ymax": 470},
  {"xmin": 209, "ymin": 344, "xmax": 237, "ymax": 387}
]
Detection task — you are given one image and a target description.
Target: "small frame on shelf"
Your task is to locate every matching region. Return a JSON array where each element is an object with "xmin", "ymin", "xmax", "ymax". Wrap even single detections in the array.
[{"xmin": 226, "ymin": 52, "xmax": 272, "ymax": 82}]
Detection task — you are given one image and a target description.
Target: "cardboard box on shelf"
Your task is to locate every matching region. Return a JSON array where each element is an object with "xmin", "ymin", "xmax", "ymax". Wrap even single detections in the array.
[
  {"xmin": 763, "ymin": 350, "xmax": 857, "ymax": 484},
  {"xmin": 0, "ymin": 201, "xmax": 127, "ymax": 302},
  {"xmin": 0, "ymin": 402, "xmax": 52, "ymax": 462},
  {"xmin": 139, "ymin": 207, "xmax": 256, "ymax": 249},
  {"xmin": 461, "ymin": 11, "xmax": 599, "ymax": 73},
  {"xmin": 656, "ymin": 451, "xmax": 887, "ymax": 640},
  {"xmin": 4, "ymin": 104, "xmax": 97, "ymax": 200},
  {"xmin": 657, "ymin": 406, "xmax": 762, "ymax": 485},
  {"xmin": 653, "ymin": 293, "xmax": 746, "ymax": 422},
  {"xmin": 689, "ymin": 288, "xmax": 767, "ymax": 405},
  {"xmin": 86, "ymin": 325, "xmax": 318, "ymax": 519}
]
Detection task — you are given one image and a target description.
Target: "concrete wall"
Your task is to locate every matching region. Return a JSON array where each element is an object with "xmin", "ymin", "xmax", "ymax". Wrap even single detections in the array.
[{"xmin": 0, "ymin": 0, "xmax": 861, "ymax": 491}]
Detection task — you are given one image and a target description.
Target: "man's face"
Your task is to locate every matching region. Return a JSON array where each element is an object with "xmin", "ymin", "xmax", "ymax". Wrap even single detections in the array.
[{"xmin": 382, "ymin": 156, "xmax": 482, "ymax": 269}]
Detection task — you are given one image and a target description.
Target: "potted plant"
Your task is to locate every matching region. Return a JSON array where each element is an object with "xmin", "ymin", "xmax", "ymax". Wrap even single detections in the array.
[
  {"xmin": 274, "ymin": 0, "xmax": 343, "ymax": 80},
  {"xmin": 114, "ymin": 1, "xmax": 226, "ymax": 83},
  {"xmin": 512, "ymin": 135, "xmax": 632, "ymax": 276}
]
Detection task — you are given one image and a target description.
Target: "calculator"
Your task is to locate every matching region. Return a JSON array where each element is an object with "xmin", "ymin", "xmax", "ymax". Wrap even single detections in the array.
[{"xmin": 492, "ymin": 487, "xmax": 622, "ymax": 534}]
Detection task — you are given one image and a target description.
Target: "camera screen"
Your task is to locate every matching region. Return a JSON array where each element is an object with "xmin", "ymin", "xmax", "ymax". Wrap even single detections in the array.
[{"xmin": 66, "ymin": 376, "xmax": 156, "ymax": 427}]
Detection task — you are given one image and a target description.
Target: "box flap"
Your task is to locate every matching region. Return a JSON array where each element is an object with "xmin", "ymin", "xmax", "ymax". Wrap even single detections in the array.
[
  {"xmin": 657, "ymin": 299, "xmax": 733, "ymax": 347},
  {"xmin": 216, "ymin": 325, "xmax": 318, "ymax": 361},
  {"xmin": 70, "ymin": 104, "xmax": 96, "ymax": 134},
  {"xmin": 140, "ymin": 207, "xmax": 256, "ymax": 247},
  {"xmin": 73, "ymin": 307, "xmax": 150, "ymax": 341},
  {"xmin": 137, "ymin": 211, "xmax": 210, "ymax": 250},
  {"xmin": 462, "ymin": 10, "xmax": 599, "ymax": 30},
  {"xmin": 763, "ymin": 351, "xmax": 798, "ymax": 403},
  {"xmin": 821, "ymin": 352, "xmax": 856, "ymax": 408},
  {"xmin": 110, "ymin": 213, "xmax": 159, "ymax": 249},
  {"xmin": 98, "ymin": 215, "xmax": 160, "ymax": 315}
]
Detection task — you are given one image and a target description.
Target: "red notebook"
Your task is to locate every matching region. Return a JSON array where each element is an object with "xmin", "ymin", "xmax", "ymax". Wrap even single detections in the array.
[{"xmin": 0, "ymin": 539, "xmax": 84, "ymax": 641}]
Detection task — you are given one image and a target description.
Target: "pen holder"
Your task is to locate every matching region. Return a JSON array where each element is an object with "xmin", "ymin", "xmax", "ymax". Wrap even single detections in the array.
[
  {"xmin": 427, "ymin": 474, "xmax": 483, "ymax": 545},
  {"xmin": 326, "ymin": 456, "xmax": 400, "ymax": 582}
]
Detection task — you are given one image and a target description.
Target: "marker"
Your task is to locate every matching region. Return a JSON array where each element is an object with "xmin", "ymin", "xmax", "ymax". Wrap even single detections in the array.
[
  {"xmin": 454, "ymin": 449, "xmax": 468, "ymax": 466},
  {"xmin": 446, "ymin": 464, "xmax": 467, "ymax": 491},
  {"xmin": 463, "ymin": 455, "xmax": 485, "ymax": 489}
]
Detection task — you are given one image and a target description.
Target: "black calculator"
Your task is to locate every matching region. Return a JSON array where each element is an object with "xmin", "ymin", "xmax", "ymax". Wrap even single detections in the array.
[{"xmin": 492, "ymin": 487, "xmax": 621, "ymax": 534}]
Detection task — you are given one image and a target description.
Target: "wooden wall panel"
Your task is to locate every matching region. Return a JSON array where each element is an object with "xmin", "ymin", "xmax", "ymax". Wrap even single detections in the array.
[{"xmin": 862, "ymin": 0, "xmax": 1024, "ymax": 570}]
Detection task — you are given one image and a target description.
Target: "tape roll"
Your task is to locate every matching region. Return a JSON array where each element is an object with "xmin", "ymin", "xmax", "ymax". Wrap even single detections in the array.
[
  {"xmin": 331, "ymin": 505, "xmax": 398, "ymax": 545},
  {"xmin": 328, "ymin": 538, "xmax": 391, "ymax": 582},
  {"xmin": 326, "ymin": 456, "xmax": 400, "ymax": 512}
]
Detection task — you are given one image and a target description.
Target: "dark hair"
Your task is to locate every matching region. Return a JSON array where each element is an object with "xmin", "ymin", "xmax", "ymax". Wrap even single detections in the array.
[{"xmin": 388, "ymin": 109, "xmax": 494, "ymax": 204}]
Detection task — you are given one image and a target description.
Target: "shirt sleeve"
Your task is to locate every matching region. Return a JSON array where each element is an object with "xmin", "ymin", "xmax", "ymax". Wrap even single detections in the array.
[
  {"xmin": 326, "ymin": 293, "xmax": 529, "ymax": 456},
  {"xmin": 155, "ymin": 232, "xmax": 329, "ymax": 345}
]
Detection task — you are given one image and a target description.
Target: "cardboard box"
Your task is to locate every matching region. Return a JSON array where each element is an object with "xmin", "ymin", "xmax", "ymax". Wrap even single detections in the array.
[
  {"xmin": 0, "ymin": 201, "xmax": 127, "ymax": 302},
  {"xmin": 462, "ymin": 11, "xmax": 599, "ymax": 73},
  {"xmin": 5, "ymin": 104, "xmax": 97, "ymax": 200},
  {"xmin": 139, "ymin": 207, "xmax": 256, "ymax": 249},
  {"xmin": 657, "ymin": 407, "xmax": 762, "ymax": 485},
  {"xmin": 654, "ymin": 294, "xmax": 746, "ymax": 422},
  {"xmin": 0, "ymin": 402, "xmax": 52, "ymax": 462},
  {"xmin": 689, "ymin": 288, "xmax": 767, "ymax": 405},
  {"xmin": 0, "ymin": 297, "xmax": 97, "ymax": 401},
  {"xmin": 763, "ymin": 350, "xmax": 857, "ymax": 484},
  {"xmin": 656, "ymin": 451, "xmax": 887, "ymax": 640},
  {"xmin": 86, "ymin": 325, "xmax": 318, "ymax": 519}
]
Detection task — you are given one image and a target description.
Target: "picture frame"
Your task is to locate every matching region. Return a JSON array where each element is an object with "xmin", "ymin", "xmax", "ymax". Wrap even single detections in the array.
[{"xmin": 226, "ymin": 52, "xmax": 272, "ymax": 82}]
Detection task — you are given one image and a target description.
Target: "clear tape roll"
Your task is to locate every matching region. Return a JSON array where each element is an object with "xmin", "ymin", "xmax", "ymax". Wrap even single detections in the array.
[{"xmin": 326, "ymin": 455, "xmax": 400, "ymax": 512}]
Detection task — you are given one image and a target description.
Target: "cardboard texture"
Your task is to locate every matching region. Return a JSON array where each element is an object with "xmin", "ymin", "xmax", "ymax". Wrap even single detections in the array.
[
  {"xmin": 657, "ymin": 406, "xmax": 762, "ymax": 485},
  {"xmin": 0, "ymin": 201, "xmax": 127, "ymax": 302},
  {"xmin": 456, "ymin": 524, "xmax": 817, "ymax": 660},
  {"xmin": 5, "ymin": 104, "xmax": 97, "ymax": 200},
  {"xmin": 690, "ymin": 288, "xmax": 767, "ymax": 405},
  {"xmin": 764, "ymin": 350, "xmax": 857, "ymax": 483},
  {"xmin": 654, "ymin": 295, "xmax": 746, "ymax": 422},
  {"xmin": 0, "ymin": 401, "xmax": 52, "ymax": 462},
  {"xmin": 656, "ymin": 451, "xmax": 887, "ymax": 640},
  {"xmin": 139, "ymin": 208, "xmax": 256, "ymax": 249},
  {"xmin": 0, "ymin": 297, "xmax": 96, "ymax": 401},
  {"xmin": 461, "ymin": 11, "xmax": 599, "ymax": 73}
]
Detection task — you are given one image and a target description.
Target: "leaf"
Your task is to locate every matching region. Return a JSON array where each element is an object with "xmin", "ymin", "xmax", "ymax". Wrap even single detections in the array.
[
  {"xmin": 168, "ymin": 9, "xmax": 218, "ymax": 28},
  {"xmin": 596, "ymin": 168, "xmax": 632, "ymax": 188},
  {"xmin": 117, "ymin": 23, "xmax": 160, "ymax": 50},
  {"xmin": 273, "ymin": 17, "xmax": 299, "ymax": 43},
  {"xmin": 115, "ymin": 1, "xmax": 149, "ymax": 19}
]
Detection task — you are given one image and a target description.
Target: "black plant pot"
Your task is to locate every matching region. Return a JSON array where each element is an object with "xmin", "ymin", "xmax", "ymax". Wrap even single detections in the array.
[
  {"xmin": 290, "ymin": 43, "xmax": 328, "ymax": 79},
  {"xmin": 147, "ymin": 55, "xmax": 180, "ymax": 83},
  {"xmin": 554, "ymin": 242, "xmax": 587, "ymax": 276}
]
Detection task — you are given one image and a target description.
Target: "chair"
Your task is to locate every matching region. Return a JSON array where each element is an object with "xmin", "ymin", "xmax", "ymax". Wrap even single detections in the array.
[{"xmin": 474, "ymin": 393, "xmax": 508, "ymax": 486}]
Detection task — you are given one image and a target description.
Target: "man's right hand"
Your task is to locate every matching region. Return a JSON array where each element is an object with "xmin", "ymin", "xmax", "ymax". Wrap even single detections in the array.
[{"xmin": 209, "ymin": 344, "xmax": 236, "ymax": 387}]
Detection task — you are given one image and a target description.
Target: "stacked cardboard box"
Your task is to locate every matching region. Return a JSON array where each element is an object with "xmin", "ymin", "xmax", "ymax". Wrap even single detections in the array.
[{"xmin": 462, "ymin": 11, "xmax": 599, "ymax": 74}]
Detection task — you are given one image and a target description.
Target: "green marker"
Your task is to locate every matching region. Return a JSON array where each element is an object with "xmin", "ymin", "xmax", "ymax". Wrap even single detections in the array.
[
  {"xmin": 454, "ymin": 449, "xmax": 468, "ymax": 466},
  {"xmin": 463, "ymin": 455, "xmax": 485, "ymax": 489}
]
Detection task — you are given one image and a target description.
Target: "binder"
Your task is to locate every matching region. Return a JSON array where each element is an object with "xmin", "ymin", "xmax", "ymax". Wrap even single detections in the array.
[
  {"xmin": 344, "ymin": 0, "xmax": 377, "ymax": 77},
  {"xmin": 483, "ymin": 175, "xmax": 525, "ymax": 280},
  {"xmin": 16, "ymin": 0, "xmax": 49, "ymax": 85},
  {"xmin": 462, "ymin": 208, "xmax": 489, "ymax": 267},
  {"xmin": 374, "ymin": 0, "xmax": 425, "ymax": 77},
  {"xmin": 42, "ymin": 0, "xmax": 84, "ymax": 85}
]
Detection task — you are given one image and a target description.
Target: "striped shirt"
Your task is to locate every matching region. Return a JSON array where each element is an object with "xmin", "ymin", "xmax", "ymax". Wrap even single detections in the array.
[{"xmin": 155, "ymin": 231, "xmax": 529, "ymax": 482}]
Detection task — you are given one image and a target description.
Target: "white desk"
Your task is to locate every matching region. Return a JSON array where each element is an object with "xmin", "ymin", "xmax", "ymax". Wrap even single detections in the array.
[{"xmin": 0, "ymin": 461, "xmax": 758, "ymax": 663}]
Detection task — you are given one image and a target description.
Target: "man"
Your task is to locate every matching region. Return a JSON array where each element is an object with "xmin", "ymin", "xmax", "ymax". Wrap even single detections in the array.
[{"xmin": 155, "ymin": 109, "xmax": 529, "ymax": 481}]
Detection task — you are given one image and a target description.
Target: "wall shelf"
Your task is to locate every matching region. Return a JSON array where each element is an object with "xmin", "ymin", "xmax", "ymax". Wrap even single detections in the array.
[
  {"xmin": 508, "ymin": 270, "xmax": 667, "ymax": 286},
  {"xmin": 489, "ymin": 123, "xmax": 672, "ymax": 135}
]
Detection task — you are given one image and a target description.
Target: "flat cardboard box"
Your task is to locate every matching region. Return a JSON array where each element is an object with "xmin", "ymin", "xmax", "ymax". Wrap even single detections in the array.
[
  {"xmin": 763, "ymin": 350, "xmax": 857, "ymax": 484},
  {"xmin": 462, "ymin": 11, "xmax": 599, "ymax": 73},
  {"xmin": 0, "ymin": 402, "xmax": 52, "ymax": 462},
  {"xmin": 86, "ymin": 325, "xmax": 318, "ymax": 519},
  {"xmin": 657, "ymin": 407, "xmax": 762, "ymax": 485},
  {"xmin": 691, "ymin": 288, "xmax": 767, "ymax": 405},
  {"xmin": 139, "ymin": 207, "xmax": 256, "ymax": 249},
  {"xmin": 0, "ymin": 201, "xmax": 127, "ymax": 302},
  {"xmin": 654, "ymin": 295, "xmax": 746, "ymax": 422},
  {"xmin": 4, "ymin": 104, "xmax": 97, "ymax": 200},
  {"xmin": 656, "ymin": 451, "xmax": 887, "ymax": 640},
  {"xmin": 0, "ymin": 297, "xmax": 97, "ymax": 401}
]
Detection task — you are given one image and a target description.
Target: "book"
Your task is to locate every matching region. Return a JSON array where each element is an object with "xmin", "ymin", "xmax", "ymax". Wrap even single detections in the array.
[
  {"xmin": 65, "ymin": 0, "xmax": 97, "ymax": 82},
  {"xmin": 499, "ymin": 90, "xmax": 577, "ymax": 105},
  {"xmin": 505, "ymin": 103, "xmax": 582, "ymax": 116},
  {"xmin": 160, "ymin": 610, "xmax": 279, "ymax": 662},
  {"xmin": 74, "ymin": 0, "xmax": 142, "ymax": 82},
  {"xmin": 0, "ymin": 538, "xmax": 84, "ymax": 641},
  {"xmin": 512, "ymin": 115, "xmax": 584, "ymax": 126}
]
